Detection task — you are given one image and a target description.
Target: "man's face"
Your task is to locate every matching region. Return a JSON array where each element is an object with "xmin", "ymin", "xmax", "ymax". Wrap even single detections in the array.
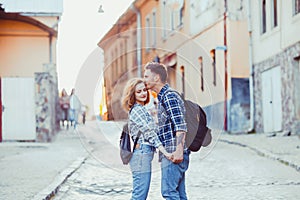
[{"xmin": 143, "ymin": 69, "xmax": 156, "ymax": 90}]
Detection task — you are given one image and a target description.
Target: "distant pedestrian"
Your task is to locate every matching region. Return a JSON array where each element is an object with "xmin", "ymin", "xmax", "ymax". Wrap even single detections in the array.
[
  {"xmin": 81, "ymin": 105, "xmax": 87, "ymax": 125},
  {"xmin": 59, "ymin": 88, "xmax": 70, "ymax": 129},
  {"xmin": 121, "ymin": 78, "xmax": 171, "ymax": 200},
  {"xmin": 69, "ymin": 88, "xmax": 82, "ymax": 128},
  {"xmin": 144, "ymin": 62, "xmax": 190, "ymax": 199}
]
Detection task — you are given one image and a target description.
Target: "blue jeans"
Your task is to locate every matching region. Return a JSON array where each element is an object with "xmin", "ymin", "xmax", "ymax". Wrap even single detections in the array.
[
  {"xmin": 161, "ymin": 150, "xmax": 190, "ymax": 200},
  {"xmin": 129, "ymin": 144, "xmax": 155, "ymax": 200}
]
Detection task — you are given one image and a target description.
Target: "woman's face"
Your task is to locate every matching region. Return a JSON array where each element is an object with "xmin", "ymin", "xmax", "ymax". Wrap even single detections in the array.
[{"xmin": 135, "ymin": 82, "xmax": 148, "ymax": 105}]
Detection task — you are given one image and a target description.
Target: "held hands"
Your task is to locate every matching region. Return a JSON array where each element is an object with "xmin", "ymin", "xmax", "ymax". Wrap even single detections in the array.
[
  {"xmin": 169, "ymin": 131, "xmax": 185, "ymax": 164},
  {"xmin": 170, "ymin": 148, "xmax": 183, "ymax": 164},
  {"xmin": 158, "ymin": 145, "xmax": 184, "ymax": 163},
  {"xmin": 164, "ymin": 152, "xmax": 173, "ymax": 160}
]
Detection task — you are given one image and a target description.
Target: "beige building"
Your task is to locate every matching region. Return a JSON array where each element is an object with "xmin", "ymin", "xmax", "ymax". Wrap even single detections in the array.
[
  {"xmin": 0, "ymin": 0, "xmax": 63, "ymax": 141},
  {"xmin": 98, "ymin": 0, "xmax": 251, "ymax": 133},
  {"xmin": 249, "ymin": 0, "xmax": 300, "ymax": 134}
]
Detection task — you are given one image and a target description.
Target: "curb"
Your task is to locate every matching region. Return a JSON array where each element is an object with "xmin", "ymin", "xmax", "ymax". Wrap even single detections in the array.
[
  {"xmin": 220, "ymin": 139, "xmax": 300, "ymax": 172},
  {"xmin": 32, "ymin": 155, "xmax": 88, "ymax": 200}
]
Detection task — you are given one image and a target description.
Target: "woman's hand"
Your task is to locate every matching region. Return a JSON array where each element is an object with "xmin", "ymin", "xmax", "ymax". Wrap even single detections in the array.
[
  {"xmin": 164, "ymin": 152, "xmax": 173, "ymax": 160},
  {"xmin": 158, "ymin": 145, "xmax": 173, "ymax": 160}
]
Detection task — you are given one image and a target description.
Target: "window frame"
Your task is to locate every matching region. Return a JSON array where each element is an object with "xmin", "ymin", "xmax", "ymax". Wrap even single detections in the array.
[
  {"xmin": 261, "ymin": 0, "xmax": 267, "ymax": 34},
  {"xmin": 293, "ymin": 0, "xmax": 300, "ymax": 15},
  {"xmin": 271, "ymin": 0, "xmax": 278, "ymax": 28}
]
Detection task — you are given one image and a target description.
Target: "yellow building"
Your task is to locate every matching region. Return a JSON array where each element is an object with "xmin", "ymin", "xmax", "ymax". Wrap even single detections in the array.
[
  {"xmin": 0, "ymin": 1, "xmax": 62, "ymax": 141},
  {"xmin": 98, "ymin": 0, "xmax": 251, "ymax": 133}
]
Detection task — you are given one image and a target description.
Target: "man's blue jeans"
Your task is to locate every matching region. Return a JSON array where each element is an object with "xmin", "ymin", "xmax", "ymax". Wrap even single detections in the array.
[
  {"xmin": 161, "ymin": 150, "xmax": 190, "ymax": 200},
  {"xmin": 129, "ymin": 144, "xmax": 155, "ymax": 200}
]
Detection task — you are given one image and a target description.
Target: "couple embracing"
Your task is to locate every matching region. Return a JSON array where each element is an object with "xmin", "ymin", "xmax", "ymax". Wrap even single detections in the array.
[{"xmin": 121, "ymin": 62, "xmax": 190, "ymax": 200}]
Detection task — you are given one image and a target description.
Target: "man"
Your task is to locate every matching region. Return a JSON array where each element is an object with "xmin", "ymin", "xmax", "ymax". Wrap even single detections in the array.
[
  {"xmin": 69, "ymin": 88, "xmax": 82, "ymax": 128},
  {"xmin": 144, "ymin": 62, "xmax": 190, "ymax": 199}
]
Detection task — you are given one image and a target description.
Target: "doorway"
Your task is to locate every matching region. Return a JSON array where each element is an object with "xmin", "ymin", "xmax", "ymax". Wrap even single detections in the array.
[
  {"xmin": 261, "ymin": 66, "xmax": 282, "ymax": 132},
  {"xmin": 1, "ymin": 77, "xmax": 36, "ymax": 140}
]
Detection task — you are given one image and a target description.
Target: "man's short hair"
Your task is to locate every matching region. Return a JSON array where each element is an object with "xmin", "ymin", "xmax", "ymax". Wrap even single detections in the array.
[{"xmin": 144, "ymin": 62, "xmax": 168, "ymax": 83}]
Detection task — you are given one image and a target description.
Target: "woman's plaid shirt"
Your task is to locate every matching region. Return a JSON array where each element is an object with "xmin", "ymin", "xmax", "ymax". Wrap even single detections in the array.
[
  {"xmin": 129, "ymin": 103, "xmax": 162, "ymax": 148},
  {"xmin": 157, "ymin": 84, "xmax": 187, "ymax": 153}
]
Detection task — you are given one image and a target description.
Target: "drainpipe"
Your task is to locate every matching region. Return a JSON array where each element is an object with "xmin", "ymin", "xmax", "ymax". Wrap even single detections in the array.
[
  {"xmin": 247, "ymin": 0, "xmax": 255, "ymax": 132},
  {"xmin": 223, "ymin": 0, "xmax": 228, "ymax": 131},
  {"xmin": 49, "ymin": 34, "xmax": 53, "ymax": 64},
  {"xmin": 131, "ymin": 4, "xmax": 142, "ymax": 78}
]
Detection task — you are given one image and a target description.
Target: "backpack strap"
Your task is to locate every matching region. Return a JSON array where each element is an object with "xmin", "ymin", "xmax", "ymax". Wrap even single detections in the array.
[
  {"xmin": 132, "ymin": 131, "xmax": 142, "ymax": 151},
  {"xmin": 128, "ymin": 105, "xmax": 142, "ymax": 151},
  {"xmin": 160, "ymin": 89, "xmax": 184, "ymax": 112}
]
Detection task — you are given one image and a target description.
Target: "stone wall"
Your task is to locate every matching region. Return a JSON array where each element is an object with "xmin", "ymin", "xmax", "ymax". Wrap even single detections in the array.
[
  {"xmin": 253, "ymin": 42, "xmax": 300, "ymax": 134},
  {"xmin": 35, "ymin": 71, "xmax": 59, "ymax": 142}
]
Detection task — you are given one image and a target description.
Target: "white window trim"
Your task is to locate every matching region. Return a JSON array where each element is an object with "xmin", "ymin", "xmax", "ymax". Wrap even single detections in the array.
[
  {"xmin": 145, "ymin": 16, "xmax": 151, "ymax": 52},
  {"xmin": 152, "ymin": 9, "xmax": 157, "ymax": 48}
]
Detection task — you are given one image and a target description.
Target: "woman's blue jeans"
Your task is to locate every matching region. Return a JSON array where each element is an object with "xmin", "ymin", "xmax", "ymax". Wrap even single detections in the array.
[
  {"xmin": 129, "ymin": 144, "xmax": 155, "ymax": 200},
  {"xmin": 161, "ymin": 150, "xmax": 190, "ymax": 200}
]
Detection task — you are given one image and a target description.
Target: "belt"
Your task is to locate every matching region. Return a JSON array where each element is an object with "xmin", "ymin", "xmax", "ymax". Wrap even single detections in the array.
[{"xmin": 135, "ymin": 143, "xmax": 155, "ymax": 150}]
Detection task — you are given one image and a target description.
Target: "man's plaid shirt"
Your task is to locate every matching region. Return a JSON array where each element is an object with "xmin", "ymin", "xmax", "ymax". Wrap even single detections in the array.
[{"xmin": 157, "ymin": 84, "xmax": 187, "ymax": 153}]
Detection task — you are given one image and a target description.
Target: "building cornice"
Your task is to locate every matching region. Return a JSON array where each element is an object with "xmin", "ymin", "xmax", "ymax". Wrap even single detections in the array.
[{"xmin": 0, "ymin": 11, "xmax": 57, "ymax": 37}]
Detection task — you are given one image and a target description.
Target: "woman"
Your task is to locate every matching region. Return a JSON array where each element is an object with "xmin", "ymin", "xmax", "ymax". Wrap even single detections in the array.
[
  {"xmin": 121, "ymin": 78, "xmax": 171, "ymax": 200},
  {"xmin": 59, "ymin": 88, "xmax": 70, "ymax": 129}
]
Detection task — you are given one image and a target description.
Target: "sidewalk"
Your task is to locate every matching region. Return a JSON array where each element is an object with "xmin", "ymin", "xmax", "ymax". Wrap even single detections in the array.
[
  {"xmin": 0, "ymin": 128, "xmax": 90, "ymax": 200},
  {"xmin": 219, "ymin": 132, "xmax": 300, "ymax": 172},
  {"xmin": 0, "ymin": 121, "xmax": 299, "ymax": 200}
]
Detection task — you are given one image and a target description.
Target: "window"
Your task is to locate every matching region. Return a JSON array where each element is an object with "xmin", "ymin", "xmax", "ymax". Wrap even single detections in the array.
[
  {"xmin": 120, "ymin": 43, "xmax": 124, "ymax": 74},
  {"xmin": 271, "ymin": 0, "xmax": 278, "ymax": 28},
  {"xmin": 115, "ymin": 48, "xmax": 118, "ymax": 77},
  {"xmin": 145, "ymin": 17, "xmax": 150, "ymax": 51},
  {"xmin": 111, "ymin": 52, "xmax": 115, "ymax": 80},
  {"xmin": 198, "ymin": 56, "xmax": 204, "ymax": 91},
  {"xmin": 123, "ymin": 39, "xmax": 128, "ymax": 72},
  {"xmin": 179, "ymin": 7, "xmax": 183, "ymax": 26},
  {"xmin": 294, "ymin": 0, "xmax": 300, "ymax": 15},
  {"xmin": 180, "ymin": 66, "xmax": 185, "ymax": 98},
  {"xmin": 210, "ymin": 49, "xmax": 216, "ymax": 86},
  {"xmin": 162, "ymin": 0, "xmax": 184, "ymax": 38},
  {"xmin": 172, "ymin": 9, "xmax": 183, "ymax": 29},
  {"xmin": 261, "ymin": 0, "xmax": 267, "ymax": 34},
  {"xmin": 152, "ymin": 10, "xmax": 157, "ymax": 48},
  {"xmin": 170, "ymin": 3, "xmax": 184, "ymax": 30},
  {"xmin": 162, "ymin": 0, "xmax": 167, "ymax": 38}
]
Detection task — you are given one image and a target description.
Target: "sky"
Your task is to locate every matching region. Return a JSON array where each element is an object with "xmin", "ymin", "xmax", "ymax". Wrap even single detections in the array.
[{"xmin": 57, "ymin": 0, "xmax": 134, "ymax": 116}]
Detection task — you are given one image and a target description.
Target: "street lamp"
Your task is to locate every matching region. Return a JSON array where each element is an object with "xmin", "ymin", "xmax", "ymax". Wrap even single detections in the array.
[{"xmin": 98, "ymin": 5, "xmax": 104, "ymax": 13}]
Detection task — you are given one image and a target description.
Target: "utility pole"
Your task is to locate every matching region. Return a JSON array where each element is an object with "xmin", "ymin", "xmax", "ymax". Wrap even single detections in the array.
[{"xmin": 224, "ymin": 0, "xmax": 228, "ymax": 131}]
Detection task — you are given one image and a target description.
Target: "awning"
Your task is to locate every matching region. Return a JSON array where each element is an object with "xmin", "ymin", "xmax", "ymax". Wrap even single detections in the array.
[{"xmin": 163, "ymin": 53, "xmax": 177, "ymax": 68}]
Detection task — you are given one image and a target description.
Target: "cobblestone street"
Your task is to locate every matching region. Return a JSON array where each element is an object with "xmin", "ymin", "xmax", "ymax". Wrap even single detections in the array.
[{"xmin": 52, "ymin": 121, "xmax": 300, "ymax": 200}]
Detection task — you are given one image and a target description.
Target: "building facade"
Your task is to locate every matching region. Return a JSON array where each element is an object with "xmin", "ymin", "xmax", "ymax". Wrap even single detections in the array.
[
  {"xmin": 98, "ymin": 0, "xmax": 251, "ymax": 133},
  {"xmin": 0, "ymin": 0, "xmax": 63, "ymax": 141},
  {"xmin": 250, "ymin": 0, "xmax": 300, "ymax": 134}
]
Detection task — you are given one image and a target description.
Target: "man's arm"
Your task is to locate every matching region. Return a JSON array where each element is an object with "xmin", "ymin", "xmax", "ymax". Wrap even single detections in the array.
[{"xmin": 171, "ymin": 131, "xmax": 186, "ymax": 164}]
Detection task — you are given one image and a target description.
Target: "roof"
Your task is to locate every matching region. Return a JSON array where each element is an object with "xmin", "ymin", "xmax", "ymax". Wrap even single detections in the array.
[{"xmin": 0, "ymin": 0, "xmax": 63, "ymax": 15}]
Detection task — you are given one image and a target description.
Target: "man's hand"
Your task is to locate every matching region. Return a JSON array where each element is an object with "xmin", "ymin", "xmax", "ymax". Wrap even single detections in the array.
[
  {"xmin": 171, "ymin": 131, "xmax": 185, "ymax": 164},
  {"xmin": 171, "ymin": 147, "xmax": 183, "ymax": 164}
]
